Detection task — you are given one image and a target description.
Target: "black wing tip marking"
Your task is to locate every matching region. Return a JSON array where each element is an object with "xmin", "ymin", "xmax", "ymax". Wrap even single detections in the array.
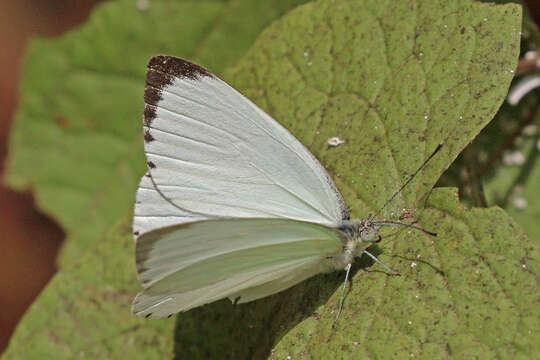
[
  {"xmin": 143, "ymin": 55, "xmax": 214, "ymax": 125},
  {"xmin": 143, "ymin": 104, "xmax": 157, "ymax": 126},
  {"xmin": 147, "ymin": 161, "xmax": 156, "ymax": 169},
  {"xmin": 147, "ymin": 55, "xmax": 214, "ymax": 82}
]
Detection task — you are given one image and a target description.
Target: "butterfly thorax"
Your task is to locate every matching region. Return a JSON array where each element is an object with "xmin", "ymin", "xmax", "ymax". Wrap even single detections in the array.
[{"xmin": 337, "ymin": 218, "xmax": 382, "ymax": 266}]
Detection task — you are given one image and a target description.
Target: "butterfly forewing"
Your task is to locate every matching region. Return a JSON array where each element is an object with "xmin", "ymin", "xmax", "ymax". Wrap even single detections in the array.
[
  {"xmin": 133, "ymin": 172, "xmax": 205, "ymax": 238},
  {"xmin": 141, "ymin": 55, "xmax": 348, "ymax": 228}
]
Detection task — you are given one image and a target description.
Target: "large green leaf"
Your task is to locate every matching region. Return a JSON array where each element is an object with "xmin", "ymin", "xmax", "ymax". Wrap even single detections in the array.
[
  {"xmin": 4, "ymin": 0, "xmax": 534, "ymax": 359},
  {"xmin": 5, "ymin": 0, "xmax": 309, "ymax": 264},
  {"xmin": 272, "ymin": 188, "xmax": 539, "ymax": 358}
]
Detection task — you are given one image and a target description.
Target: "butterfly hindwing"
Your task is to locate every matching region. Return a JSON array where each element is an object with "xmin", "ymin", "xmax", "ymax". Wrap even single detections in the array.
[{"xmin": 132, "ymin": 218, "xmax": 345, "ymax": 318}]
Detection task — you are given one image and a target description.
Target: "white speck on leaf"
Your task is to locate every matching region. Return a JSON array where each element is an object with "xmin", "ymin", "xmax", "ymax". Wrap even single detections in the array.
[
  {"xmin": 327, "ymin": 137, "xmax": 345, "ymax": 147},
  {"xmin": 136, "ymin": 0, "xmax": 150, "ymax": 11}
]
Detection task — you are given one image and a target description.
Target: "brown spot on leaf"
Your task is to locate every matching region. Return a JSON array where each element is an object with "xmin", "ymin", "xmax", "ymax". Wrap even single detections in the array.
[
  {"xmin": 460, "ymin": 27, "xmax": 465, "ymax": 34},
  {"xmin": 399, "ymin": 208, "xmax": 415, "ymax": 221},
  {"xmin": 55, "ymin": 115, "xmax": 70, "ymax": 129}
]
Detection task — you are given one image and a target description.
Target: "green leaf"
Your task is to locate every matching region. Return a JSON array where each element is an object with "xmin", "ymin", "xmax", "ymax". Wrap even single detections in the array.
[
  {"xmin": 5, "ymin": 0, "xmax": 534, "ymax": 359},
  {"xmin": 2, "ymin": 217, "xmax": 177, "ymax": 359},
  {"xmin": 272, "ymin": 188, "xmax": 540, "ymax": 358},
  {"xmin": 224, "ymin": 0, "xmax": 522, "ymax": 219},
  {"xmin": 5, "ymin": 0, "xmax": 309, "ymax": 264},
  {"xmin": 5, "ymin": 189, "xmax": 538, "ymax": 359}
]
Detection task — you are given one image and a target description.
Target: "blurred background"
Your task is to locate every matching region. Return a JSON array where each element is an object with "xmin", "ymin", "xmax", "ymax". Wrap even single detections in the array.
[
  {"xmin": 0, "ymin": 0, "xmax": 538, "ymax": 354},
  {"xmin": 0, "ymin": 0, "xmax": 104, "ymax": 351}
]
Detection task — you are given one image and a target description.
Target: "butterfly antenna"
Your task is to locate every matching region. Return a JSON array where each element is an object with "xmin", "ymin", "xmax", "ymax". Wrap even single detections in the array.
[
  {"xmin": 334, "ymin": 263, "xmax": 352, "ymax": 326},
  {"xmin": 374, "ymin": 220, "xmax": 437, "ymax": 236},
  {"xmin": 374, "ymin": 143, "xmax": 443, "ymax": 218}
]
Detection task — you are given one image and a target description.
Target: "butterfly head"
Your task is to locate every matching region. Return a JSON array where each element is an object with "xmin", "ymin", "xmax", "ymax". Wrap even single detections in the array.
[{"xmin": 339, "ymin": 217, "xmax": 382, "ymax": 244}]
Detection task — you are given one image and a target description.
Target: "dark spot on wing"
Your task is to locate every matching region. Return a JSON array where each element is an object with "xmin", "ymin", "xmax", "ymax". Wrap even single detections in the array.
[
  {"xmin": 145, "ymin": 313, "xmax": 152, "ymax": 318},
  {"xmin": 147, "ymin": 161, "xmax": 156, "ymax": 169},
  {"xmin": 145, "ymin": 173, "xmax": 151, "ymax": 178},
  {"xmin": 148, "ymin": 55, "xmax": 214, "ymax": 81},
  {"xmin": 133, "ymin": 231, "xmax": 140, "ymax": 236},
  {"xmin": 144, "ymin": 87, "xmax": 162, "ymax": 106},
  {"xmin": 143, "ymin": 104, "xmax": 157, "ymax": 126},
  {"xmin": 144, "ymin": 129, "xmax": 154, "ymax": 143},
  {"xmin": 167, "ymin": 314, "xmax": 173, "ymax": 318}
]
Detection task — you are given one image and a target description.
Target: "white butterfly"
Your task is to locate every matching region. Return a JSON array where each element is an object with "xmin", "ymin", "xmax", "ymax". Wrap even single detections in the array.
[{"xmin": 132, "ymin": 55, "xmax": 438, "ymax": 319}]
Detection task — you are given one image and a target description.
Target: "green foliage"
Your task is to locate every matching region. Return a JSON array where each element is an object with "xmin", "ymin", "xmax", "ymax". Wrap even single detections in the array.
[
  {"xmin": 4, "ymin": 0, "xmax": 536, "ymax": 359},
  {"xmin": 485, "ymin": 138, "xmax": 540, "ymax": 240},
  {"xmin": 272, "ymin": 188, "xmax": 539, "ymax": 359},
  {"xmin": 3, "ymin": 217, "xmax": 176, "ymax": 359}
]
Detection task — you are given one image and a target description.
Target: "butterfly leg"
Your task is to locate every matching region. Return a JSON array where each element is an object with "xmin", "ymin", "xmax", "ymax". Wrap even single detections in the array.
[
  {"xmin": 363, "ymin": 250, "xmax": 400, "ymax": 275},
  {"xmin": 334, "ymin": 263, "xmax": 352, "ymax": 326}
]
